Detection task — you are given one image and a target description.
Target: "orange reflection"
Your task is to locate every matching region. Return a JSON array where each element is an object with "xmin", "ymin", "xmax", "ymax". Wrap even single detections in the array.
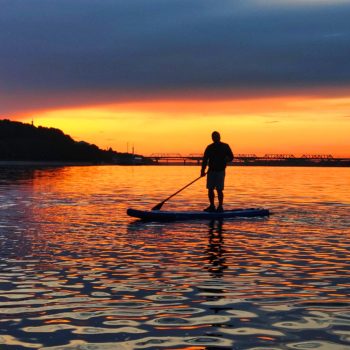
[
  {"xmin": 44, "ymin": 319, "xmax": 71, "ymax": 324},
  {"xmin": 2, "ymin": 165, "xmax": 350, "ymax": 348}
]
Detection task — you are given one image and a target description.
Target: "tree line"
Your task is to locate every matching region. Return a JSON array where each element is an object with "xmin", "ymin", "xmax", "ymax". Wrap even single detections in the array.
[{"xmin": 0, "ymin": 119, "xmax": 119, "ymax": 163}]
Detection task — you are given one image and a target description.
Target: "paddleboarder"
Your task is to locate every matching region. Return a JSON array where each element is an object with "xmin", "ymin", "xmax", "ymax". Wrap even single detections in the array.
[{"xmin": 201, "ymin": 131, "xmax": 234, "ymax": 212}]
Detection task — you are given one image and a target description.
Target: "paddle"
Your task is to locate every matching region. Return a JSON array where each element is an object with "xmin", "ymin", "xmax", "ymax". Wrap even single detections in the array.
[{"xmin": 152, "ymin": 174, "xmax": 205, "ymax": 210}]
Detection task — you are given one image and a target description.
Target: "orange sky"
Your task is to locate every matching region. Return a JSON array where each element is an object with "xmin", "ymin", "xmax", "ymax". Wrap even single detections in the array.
[
  {"xmin": 15, "ymin": 90, "xmax": 350, "ymax": 157},
  {"xmin": 3, "ymin": 0, "xmax": 350, "ymax": 158}
]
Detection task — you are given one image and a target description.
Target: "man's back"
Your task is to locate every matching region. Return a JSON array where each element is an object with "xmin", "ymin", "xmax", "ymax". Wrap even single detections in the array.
[{"xmin": 203, "ymin": 141, "xmax": 233, "ymax": 172}]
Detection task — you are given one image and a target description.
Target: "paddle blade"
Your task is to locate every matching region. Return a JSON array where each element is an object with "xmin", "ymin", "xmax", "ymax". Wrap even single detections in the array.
[{"xmin": 152, "ymin": 202, "xmax": 164, "ymax": 211}]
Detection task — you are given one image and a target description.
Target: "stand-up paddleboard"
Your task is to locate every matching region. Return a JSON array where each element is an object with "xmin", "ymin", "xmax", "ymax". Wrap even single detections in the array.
[{"xmin": 127, "ymin": 208, "xmax": 270, "ymax": 221}]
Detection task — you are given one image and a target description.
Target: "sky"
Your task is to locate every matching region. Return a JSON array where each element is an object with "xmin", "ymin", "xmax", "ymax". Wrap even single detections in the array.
[{"xmin": 1, "ymin": 0, "xmax": 350, "ymax": 156}]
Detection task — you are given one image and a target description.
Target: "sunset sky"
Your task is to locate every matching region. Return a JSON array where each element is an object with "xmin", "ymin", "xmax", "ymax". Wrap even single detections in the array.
[{"xmin": 1, "ymin": 0, "xmax": 350, "ymax": 156}]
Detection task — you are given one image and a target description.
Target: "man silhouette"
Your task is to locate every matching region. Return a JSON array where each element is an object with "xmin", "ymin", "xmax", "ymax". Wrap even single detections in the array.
[{"xmin": 201, "ymin": 131, "xmax": 234, "ymax": 212}]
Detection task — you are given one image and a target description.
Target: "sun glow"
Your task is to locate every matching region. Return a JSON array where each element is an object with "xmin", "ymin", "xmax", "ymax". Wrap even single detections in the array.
[{"xmin": 17, "ymin": 94, "xmax": 350, "ymax": 157}]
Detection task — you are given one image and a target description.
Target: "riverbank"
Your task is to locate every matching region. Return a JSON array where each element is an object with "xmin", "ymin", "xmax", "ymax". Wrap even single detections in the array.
[
  {"xmin": 0, "ymin": 161, "xmax": 94, "ymax": 167},
  {"xmin": 1, "ymin": 158, "xmax": 350, "ymax": 167}
]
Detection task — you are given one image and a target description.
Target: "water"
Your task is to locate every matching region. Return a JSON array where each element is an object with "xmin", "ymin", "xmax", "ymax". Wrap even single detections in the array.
[{"xmin": 0, "ymin": 165, "xmax": 349, "ymax": 350}]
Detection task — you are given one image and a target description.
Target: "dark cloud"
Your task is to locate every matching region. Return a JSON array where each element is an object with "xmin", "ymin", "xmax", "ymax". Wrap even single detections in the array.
[{"xmin": 1, "ymin": 0, "xmax": 350, "ymax": 112}]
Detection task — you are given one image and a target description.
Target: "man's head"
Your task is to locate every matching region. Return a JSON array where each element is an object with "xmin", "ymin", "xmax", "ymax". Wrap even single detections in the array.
[{"xmin": 212, "ymin": 131, "xmax": 221, "ymax": 143}]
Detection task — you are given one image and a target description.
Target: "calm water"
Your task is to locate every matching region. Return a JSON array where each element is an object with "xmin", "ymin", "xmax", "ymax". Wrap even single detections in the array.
[{"xmin": 0, "ymin": 165, "xmax": 350, "ymax": 350}]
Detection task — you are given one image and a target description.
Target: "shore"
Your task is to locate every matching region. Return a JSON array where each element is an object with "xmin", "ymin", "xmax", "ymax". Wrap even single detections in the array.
[
  {"xmin": 0, "ymin": 159, "xmax": 350, "ymax": 167},
  {"xmin": 0, "ymin": 161, "xmax": 94, "ymax": 166}
]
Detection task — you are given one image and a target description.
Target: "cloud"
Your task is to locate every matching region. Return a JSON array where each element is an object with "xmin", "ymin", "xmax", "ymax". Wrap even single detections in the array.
[
  {"xmin": 1, "ymin": 0, "xmax": 350, "ymax": 113},
  {"xmin": 252, "ymin": 0, "xmax": 350, "ymax": 7}
]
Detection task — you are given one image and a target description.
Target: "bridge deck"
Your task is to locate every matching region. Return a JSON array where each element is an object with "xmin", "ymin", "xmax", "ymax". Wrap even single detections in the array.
[{"xmin": 147, "ymin": 154, "xmax": 350, "ymax": 166}]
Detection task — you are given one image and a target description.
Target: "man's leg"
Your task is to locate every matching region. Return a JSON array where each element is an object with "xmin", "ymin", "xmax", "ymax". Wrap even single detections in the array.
[
  {"xmin": 204, "ymin": 189, "xmax": 216, "ymax": 211},
  {"xmin": 217, "ymin": 190, "xmax": 223, "ymax": 207},
  {"xmin": 208, "ymin": 189, "xmax": 215, "ymax": 206},
  {"xmin": 216, "ymin": 171, "xmax": 225, "ymax": 212},
  {"xmin": 217, "ymin": 190, "xmax": 224, "ymax": 212},
  {"xmin": 204, "ymin": 172, "xmax": 216, "ymax": 211}
]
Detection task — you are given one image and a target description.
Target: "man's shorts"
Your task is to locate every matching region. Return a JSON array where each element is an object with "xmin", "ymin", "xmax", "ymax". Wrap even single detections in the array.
[{"xmin": 207, "ymin": 170, "xmax": 225, "ymax": 190}]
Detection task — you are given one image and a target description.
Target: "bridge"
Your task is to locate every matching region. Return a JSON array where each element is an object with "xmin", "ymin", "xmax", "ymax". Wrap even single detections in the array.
[{"xmin": 147, "ymin": 153, "xmax": 350, "ymax": 166}]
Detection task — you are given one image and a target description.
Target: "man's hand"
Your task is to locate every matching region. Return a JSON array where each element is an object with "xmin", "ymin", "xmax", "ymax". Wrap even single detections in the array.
[{"xmin": 201, "ymin": 169, "xmax": 206, "ymax": 177}]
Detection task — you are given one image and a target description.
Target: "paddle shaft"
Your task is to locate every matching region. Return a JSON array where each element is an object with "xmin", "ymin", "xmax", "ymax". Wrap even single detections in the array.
[{"xmin": 152, "ymin": 175, "xmax": 204, "ymax": 210}]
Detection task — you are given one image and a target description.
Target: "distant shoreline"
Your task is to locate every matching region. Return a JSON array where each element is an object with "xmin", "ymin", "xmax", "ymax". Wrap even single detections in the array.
[
  {"xmin": 0, "ymin": 161, "xmax": 94, "ymax": 167},
  {"xmin": 0, "ymin": 160, "xmax": 349, "ymax": 167}
]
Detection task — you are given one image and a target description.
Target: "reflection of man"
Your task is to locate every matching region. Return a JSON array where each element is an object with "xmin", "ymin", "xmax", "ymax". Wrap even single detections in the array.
[
  {"xmin": 201, "ymin": 131, "xmax": 234, "ymax": 212},
  {"xmin": 207, "ymin": 220, "xmax": 226, "ymax": 278}
]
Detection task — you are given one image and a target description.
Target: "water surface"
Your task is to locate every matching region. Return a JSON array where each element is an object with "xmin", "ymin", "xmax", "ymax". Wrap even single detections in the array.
[{"xmin": 0, "ymin": 166, "xmax": 349, "ymax": 349}]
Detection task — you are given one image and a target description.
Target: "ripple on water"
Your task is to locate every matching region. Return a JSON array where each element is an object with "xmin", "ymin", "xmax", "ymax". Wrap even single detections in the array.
[
  {"xmin": 23, "ymin": 324, "xmax": 148, "ymax": 335},
  {"xmin": 0, "ymin": 166, "xmax": 350, "ymax": 349},
  {"xmin": 145, "ymin": 294, "xmax": 189, "ymax": 302},
  {"xmin": 286, "ymin": 341, "xmax": 350, "ymax": 349},
  {"xmin": 147, "ymin": 315, "xmax": 231, "ymax": 326},
  {"xmin": 38, "ymin": 336, "xmax": 234, "ymax": 349},
  {"xmin": 0, "ymin": 335, "xmax": 42, "ymax": 349}
]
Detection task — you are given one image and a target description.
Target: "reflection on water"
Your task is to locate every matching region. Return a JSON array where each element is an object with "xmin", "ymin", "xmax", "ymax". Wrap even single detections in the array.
[
  {"xmin": 0, "ymin": 166, "xmax": 349, "ymax": 349},
  {"xmin": 206, "ymin": 220, "xmax": 226, "ymax": 278}
]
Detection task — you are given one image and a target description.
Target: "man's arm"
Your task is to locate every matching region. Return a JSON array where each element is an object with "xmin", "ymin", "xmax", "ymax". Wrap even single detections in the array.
[
  {"xmin": 201, "ymin": 147, "xmax": 209, "ymax": 176},
  {"xmin": 226, "ymin": 144, "xmax": 234, "ymax": 163}
]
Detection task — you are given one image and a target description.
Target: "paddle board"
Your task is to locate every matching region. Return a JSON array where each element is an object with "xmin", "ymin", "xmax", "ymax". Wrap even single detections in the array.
[{"xmin": 127, "ymin": 208, "xmax": 270, "ymax": 221}]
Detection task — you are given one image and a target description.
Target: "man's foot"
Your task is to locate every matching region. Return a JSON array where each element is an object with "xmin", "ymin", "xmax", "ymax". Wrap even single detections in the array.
[
  {"xmin": 204, "ymin": 205, "xmax": 216, "ymax": 212},
  {"xmin": 216, "ymin": 205, "xmax": 224, "ymax": 212}
]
